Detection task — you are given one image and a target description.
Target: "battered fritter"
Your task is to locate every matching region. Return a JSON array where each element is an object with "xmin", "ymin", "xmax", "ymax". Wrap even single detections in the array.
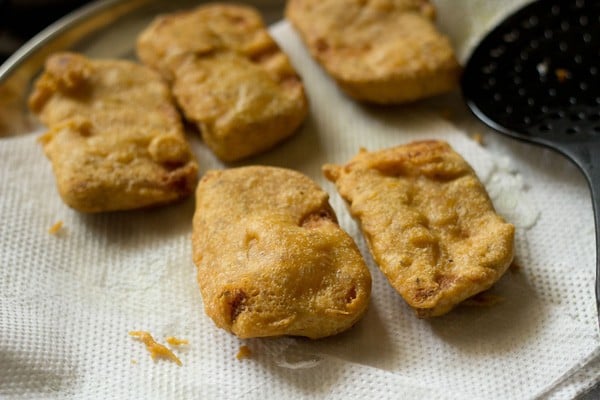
[
  {"xmin": 192, "ymin": 166, "xmax": 371, "ymax": 338},
  {"xmin": 28, "ymin": 52, "xmax": 198, "ymax": 212},
  {"xmin": 137, "ymin": 4, "xmax": 308, "ymax": 162},
  {"xmin": 286, "ymin": 0, "xmax": 460, "ymax": 104},
  {"xmin": 323, "ymin": 141, "xmax": 514, "ymax": 317}
]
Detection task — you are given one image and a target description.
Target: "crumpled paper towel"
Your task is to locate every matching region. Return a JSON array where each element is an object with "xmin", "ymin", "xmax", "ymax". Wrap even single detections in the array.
[{"xmin": 1, "ymin": 0, "xmax": 599, "ymax": 399}]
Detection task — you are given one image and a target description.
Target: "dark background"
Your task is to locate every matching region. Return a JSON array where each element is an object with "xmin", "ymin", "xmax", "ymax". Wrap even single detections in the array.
[{"xmin": 0, "ymin": 0, "xmax": 92, "ymax": 63}]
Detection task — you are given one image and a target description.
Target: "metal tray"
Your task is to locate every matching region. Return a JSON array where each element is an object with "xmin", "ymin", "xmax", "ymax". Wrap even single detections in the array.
[{"xmin": 0, "ymin": 1, "xmax": 598, "ymax": 398}]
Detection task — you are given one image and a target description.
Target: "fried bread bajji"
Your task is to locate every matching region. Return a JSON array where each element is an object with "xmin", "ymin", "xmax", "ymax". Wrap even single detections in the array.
[
  {"xmin": 28, "ymin": 52, "xmax": 198, "ymax": 213},
  {"xmin": 286, "ymin": 0, "xmax": 460, "ymax": 103},
  {"xmin": 323, "ymin": 141, "xmax": 514, "ymax": 317},
  {"xmin": 137, "ymin": 4, "xmax": 308, "ymax": 162},
  {"xmin": 192, "ymin": 166, "xmax": 371, "ymax": 338}
]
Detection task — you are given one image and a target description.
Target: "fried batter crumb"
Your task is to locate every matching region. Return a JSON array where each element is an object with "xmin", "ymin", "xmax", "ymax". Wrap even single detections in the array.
[
  {"xmin": 471, "ymin": 133, "xmax": 484, "ymax": 145},
  {"xmin": 131, "ymin": 359, "xmax": 138, "ymax": 365},
  {"xmin": 555, "ymin": 68, "xmax": 570, "ymax": 82},
  {"xmin": 165, "ymin": 336, "xmax": 189, "ymax": 346},
  {"xmin": 48, "ymin": 221, "xmax": 64, "ymax": 235},
  {"xmin": 236, "ymin": 345, "xmax": 252, "ymax": 360},
  {"xmin": 129, "ymin": 331, "xmax": 182, "ymax": 366}
]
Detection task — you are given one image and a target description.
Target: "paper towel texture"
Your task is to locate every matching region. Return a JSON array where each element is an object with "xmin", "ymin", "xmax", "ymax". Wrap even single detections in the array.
[{"xmin": 1, "ymin": 1, "xmax": 599, "ymax": 399}]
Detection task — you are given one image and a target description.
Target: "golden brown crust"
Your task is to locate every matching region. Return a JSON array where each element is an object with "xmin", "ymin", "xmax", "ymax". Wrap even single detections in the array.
[
  {"xmin": 137, "ymin": 4, "xmax": 308, "ymax": 162},
  {"xmin": 286, "ymin": 0, "xmax": 460, "ymax": 103},
  {"xmin": 192, "ymin": 166, "xmax": 371, "ymax": 338},
  {"xmin": 323, "ymin": 140, "xmax": 514, "ymax": 317},
  {"xmin": 28, "ymin": 52, "xmax": 198, "ymax": 213}
]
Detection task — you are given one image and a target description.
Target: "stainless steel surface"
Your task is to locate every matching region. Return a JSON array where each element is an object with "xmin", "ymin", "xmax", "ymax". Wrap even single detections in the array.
[
  {"xmin": 0, "ymin": 1, "xmax": 597, "ymax": 398},
  {"xmin": 0, "ymin": 0, "xmax": 284, "ymax": 137}
]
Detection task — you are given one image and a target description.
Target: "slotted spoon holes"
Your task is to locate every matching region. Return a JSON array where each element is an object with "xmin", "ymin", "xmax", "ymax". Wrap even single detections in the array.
[
  {"xmin": 534, "ymin": 105, "xmax": 600, "ymax": 139},
  {"xmin": 521, "ymin": 15, "xmax": 539, "ymax": 29},
  {"xmin": 462, "ymin": 0, "xmax": 600, "ymax": 141}
]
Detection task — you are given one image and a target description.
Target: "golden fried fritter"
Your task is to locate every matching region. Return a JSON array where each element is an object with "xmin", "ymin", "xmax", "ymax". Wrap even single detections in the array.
[
  {"xmin": 28, "ymin": 52, "xmax": 198, "ymax": 212},
  {"xmin": 286, "ymin": 0, "xmax": 460, "ymax": 104},
  {"xmin": 323, "ymin": 141, "xmax": 514, "ymax": 317},
  {"xmin": 137, "ymin": 4, "xmax": 308, "ymax": 162},
  {"xmin": 192, "ymin": 166, "xmax": 371, "ymax": 338}
]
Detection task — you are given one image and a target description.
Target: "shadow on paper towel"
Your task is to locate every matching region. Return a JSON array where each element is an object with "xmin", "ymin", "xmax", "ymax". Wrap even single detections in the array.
[
  {"xmin": 77, "ymin": 195, "xmax": 196, "ymax": 251},
  {"xmin": 429, "ymin": 271, "xmax": 545, "ymax": 354}
]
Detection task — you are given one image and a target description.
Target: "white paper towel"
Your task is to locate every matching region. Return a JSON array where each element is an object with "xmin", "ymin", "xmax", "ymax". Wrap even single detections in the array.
[{"xmin": 1, "ymin": 1, "xmax": 599, "ymax": 399}]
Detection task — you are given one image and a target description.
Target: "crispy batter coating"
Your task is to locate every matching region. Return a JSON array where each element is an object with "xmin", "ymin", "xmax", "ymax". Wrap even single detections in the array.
[
  {"xmin": 192, "ymin": 166, "xmax": 371, "ymax": 338},
  {"xmin": 28, "ymin": 52, "xmax": 198, "ymax": 213},
  {"xmin": 286, "ymin": 0, "xmax": 460, "ymax": 103},
  {"xmin": 137, "ymin": 4, "xmax": 308, "ymax": 162},
  {"xmin": 323, "ymin": 141, "xmax": 514, "ymax": 317}
]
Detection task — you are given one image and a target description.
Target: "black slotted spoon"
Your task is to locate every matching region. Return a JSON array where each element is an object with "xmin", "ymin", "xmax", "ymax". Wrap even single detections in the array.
[{"xmin": 461, "ymin": 0, "xmax": 600, "ymax": 326}]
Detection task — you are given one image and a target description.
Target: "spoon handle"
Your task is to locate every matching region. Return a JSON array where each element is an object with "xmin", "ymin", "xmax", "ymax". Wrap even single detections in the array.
[{"xmin": 564, "ymin": 142, "xmax": 600, "ymax": 328}]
